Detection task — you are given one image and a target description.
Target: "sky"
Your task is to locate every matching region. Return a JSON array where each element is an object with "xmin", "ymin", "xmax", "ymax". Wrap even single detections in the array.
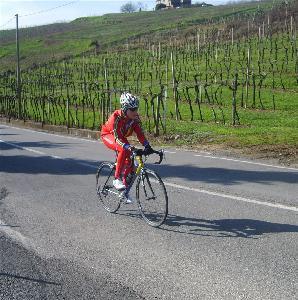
[{"xmin": 0, "ymin": 0, "xmax": 227, "ymax": 30}]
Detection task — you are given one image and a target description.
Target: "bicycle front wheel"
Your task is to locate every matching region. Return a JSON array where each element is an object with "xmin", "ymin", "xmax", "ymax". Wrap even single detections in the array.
[
  {"xmin": 136, "ymin": 169, "xmax": 168, "ymax": 227},
  {"xmin": 96, "ymin": 162, "xmax": 121, "ymax": 213}
]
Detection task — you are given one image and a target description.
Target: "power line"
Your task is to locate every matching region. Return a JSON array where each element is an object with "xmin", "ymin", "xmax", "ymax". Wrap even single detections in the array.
[
  {"xmin": 19, "ymin": 1, "xmax": 79, "ymax": 18},
  {"xmin": 0, "ymin": 16, "xmax": 15, "ymax": 29},
  {"xmin": 0, "ymin": 1, "xmax": 79, "ymax": 29}
]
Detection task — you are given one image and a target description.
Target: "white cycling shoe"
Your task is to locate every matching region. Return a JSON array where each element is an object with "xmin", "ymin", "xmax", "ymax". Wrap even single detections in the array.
[
  {"xmin": 124, "ymin": 194, "xmax": 133, "ymax": 204},
  {"xmin": 113, "ymin": 179, "xmax": 126, "ymax": 190},
  {"xmin": 119, "ymin": 191, "xmax": 133, "ymax": 204}
]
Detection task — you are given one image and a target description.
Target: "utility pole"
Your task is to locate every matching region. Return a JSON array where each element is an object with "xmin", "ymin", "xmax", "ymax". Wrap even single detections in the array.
[{"xmin": 15, "ymin": 14, "xmax": 21, "ymax": 119}]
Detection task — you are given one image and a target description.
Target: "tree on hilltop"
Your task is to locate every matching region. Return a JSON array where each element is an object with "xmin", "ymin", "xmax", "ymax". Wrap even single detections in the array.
[
  {"xmin": 137, "ymin": 2, "xmax": 148, "ymax": 11},
  {"xmin": 120, "ymin": 2, "xmax": 137, "ymax": 13}
]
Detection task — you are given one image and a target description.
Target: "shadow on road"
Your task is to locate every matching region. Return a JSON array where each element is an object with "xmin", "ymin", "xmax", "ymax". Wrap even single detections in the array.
[
  {"xmin": 0, "ymin": 155, "xmax": 98, "ymax": 175},
  {"xmin": 1, "ymin": 153, "xmax": 297, "ymax": 186},
  {"xmin": 1, "ymin": 140, "xmax": 297, "ymax": 185},
  {"xmin": 113, "ymin": 209, "xmax": 298, "ymax": 238},
  {"xmin": 153, "ymin": 163, "xmax": 298, "ymax": 185},
  {"xmin": 0, "ymin": 140, "xmax": 74, "ymax": 150},
  {"xmin": 163, "ymin": 214, "xmax": 298, "ymax": 238},
  {"xmin": 0, "ymin": 224, "xmax": 20, "ymax": 228},
  {"xmin": 0, "ymin": 272, "xmax": 61, "ymax": 286}
]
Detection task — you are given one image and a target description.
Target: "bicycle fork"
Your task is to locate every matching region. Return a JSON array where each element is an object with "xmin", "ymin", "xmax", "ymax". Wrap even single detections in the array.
[{"xmin": 141, "ymin": 171, "xmax": 156, "ymax": 201}]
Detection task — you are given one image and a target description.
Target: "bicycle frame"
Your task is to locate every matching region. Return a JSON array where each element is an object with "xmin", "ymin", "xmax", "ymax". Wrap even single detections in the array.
[
  {"xmin": 120, "ymin": 155, "xmax": 144, "ymax": 198},
  {"xmin": 120, "ymin": 149, "xmax": 163, "ymax": 199},
  {"xmin": 99, "ymin": 150, "xmax": 164, "ymax": 200}
]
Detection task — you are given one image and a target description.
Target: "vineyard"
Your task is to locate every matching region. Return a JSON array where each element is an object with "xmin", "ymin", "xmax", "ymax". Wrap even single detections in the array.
[{"xmin": 0, "ymin": 0, "xmax": 297, "ymax": 150}]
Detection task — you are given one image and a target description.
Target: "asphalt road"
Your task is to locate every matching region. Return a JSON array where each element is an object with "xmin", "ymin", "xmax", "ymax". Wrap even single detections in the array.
[{"xmin": 0, "ymin": 124, "xmax": 297, "ymax": 300}]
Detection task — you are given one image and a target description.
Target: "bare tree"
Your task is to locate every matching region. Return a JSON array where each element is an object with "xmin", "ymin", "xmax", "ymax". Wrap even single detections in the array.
[
  {"xmin": 137, "ymin": 2, "xmax": 147, "ymax": 11},
  {"xmin": 120, "ymin": 2, "xmax": 137, "ymax": 13}
]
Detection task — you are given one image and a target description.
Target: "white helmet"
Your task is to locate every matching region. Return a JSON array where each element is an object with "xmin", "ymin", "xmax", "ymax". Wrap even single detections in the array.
[{"xmin": 120, "ymin": 92, "xmax": 139, "ymax": 111}]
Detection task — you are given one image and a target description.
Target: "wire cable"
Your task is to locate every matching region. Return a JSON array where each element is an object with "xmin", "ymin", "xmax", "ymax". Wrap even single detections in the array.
[
  {"xmin": 19, "ymin": 1, "xmax": 79, "ymax": 18},
  {"xmin": 0, "ymin": 1, "xmax": 79, "ymax": 29},
  {"xmin": 0, "ymin": 16, "xmax": 15, "ymax": 29}
]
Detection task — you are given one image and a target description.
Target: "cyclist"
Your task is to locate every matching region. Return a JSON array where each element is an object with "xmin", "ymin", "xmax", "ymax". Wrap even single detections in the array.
[{"xmin": 100, "ymin": 92, "xmax": 153, "ymax": 203}]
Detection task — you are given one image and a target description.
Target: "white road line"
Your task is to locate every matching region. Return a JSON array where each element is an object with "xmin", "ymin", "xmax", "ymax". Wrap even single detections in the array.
[
  {"xmin": 53, "ymin": 155, "xmax": 97, "ymax": 169},
  {"xmin": 76, "ymin": 162, "xmax": 98, "ymax": 169},
  {"xmin": 1, "ymin": 139, "xmax": 297, "ymax": 213},
  {"xmin": 0, "ymin": 124, "xmax": 100, "ymax": 143},
  {"xmin": 0, "ymin": 139, "xmax": 98, "ymax": 169},
  {"xmin": 0, "ymin": 139, "xmax": 45, "ymax": 155},
  {"xmin": 163, "ymin": 181, "xmax": 298, "ymax": 212},
  {"xmin": 51, "ymin": 155, "xmax": 63, "ymax": 160},
  {"xmin": 194, "ymin": 154, "xmax": 298, "ymax": 172}
]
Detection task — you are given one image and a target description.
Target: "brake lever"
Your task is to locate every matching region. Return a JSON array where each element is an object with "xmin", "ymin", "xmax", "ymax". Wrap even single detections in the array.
[{"xmin": 154, "ymin": 150, "xmax": 164, "ymax": 164}]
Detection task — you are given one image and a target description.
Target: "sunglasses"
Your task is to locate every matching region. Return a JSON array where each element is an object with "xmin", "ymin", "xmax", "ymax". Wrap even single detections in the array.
[{"xmin": 129, "ymin": 107, "xmax": 138, "ymax": 112}]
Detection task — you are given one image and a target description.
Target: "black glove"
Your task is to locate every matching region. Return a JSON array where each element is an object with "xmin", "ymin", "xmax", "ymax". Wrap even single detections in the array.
[
  {"xmin": 134, "ymin": 148, "xmax": 143, "ymax": 156},
  {"xmin": 128, "ymin": 145, "xmax": 135, "ymax": 152},
  {"xmin": 144, "ymin": 144, "xmax": 154, "ymax": 156}
]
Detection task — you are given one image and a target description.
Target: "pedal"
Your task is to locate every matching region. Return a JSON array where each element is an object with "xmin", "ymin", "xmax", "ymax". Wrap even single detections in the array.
[{"xmin": 119, "ymin": 191, "xmax": 126, "ymax": 200}]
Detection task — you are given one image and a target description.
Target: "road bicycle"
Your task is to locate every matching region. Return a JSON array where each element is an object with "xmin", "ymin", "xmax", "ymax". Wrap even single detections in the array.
[{"xmin": 96, "ymin": 149, "xmax": 168, "ymax": 227}]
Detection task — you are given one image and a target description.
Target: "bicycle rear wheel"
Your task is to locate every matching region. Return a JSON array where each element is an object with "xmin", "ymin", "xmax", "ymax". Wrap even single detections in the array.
[
  {"xmin": 96, "ymin": 162, "xmax": 121, "ymax": 213},
  {"xmin": 136, "ymin": 169, "xmax": 168, "ymax": 227}
]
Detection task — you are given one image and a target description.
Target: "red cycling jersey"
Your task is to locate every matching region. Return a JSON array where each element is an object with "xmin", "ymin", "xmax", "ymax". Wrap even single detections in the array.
[
  {"xmin": 100, "ymin": 109, "xmax": 148, "ymax": 182},
  {"xmin": 101, "ymin": 109, "xmax": 148, "ymax": 149}
]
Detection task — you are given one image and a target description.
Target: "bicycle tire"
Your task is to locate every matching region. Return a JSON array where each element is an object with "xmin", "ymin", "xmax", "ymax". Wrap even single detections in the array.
[
  {"xmin": 136, "ymin": 169, "xmax": 168, "ymax": 227},
  {"xmin": 96, "ymin": 162, "xmax": 121, "ymax": 213}
]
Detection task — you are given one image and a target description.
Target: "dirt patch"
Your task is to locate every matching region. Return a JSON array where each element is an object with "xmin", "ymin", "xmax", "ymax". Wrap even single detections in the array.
[{"xmin": 241, "ymin": 144, "xmax": 298, "ymax": 166}]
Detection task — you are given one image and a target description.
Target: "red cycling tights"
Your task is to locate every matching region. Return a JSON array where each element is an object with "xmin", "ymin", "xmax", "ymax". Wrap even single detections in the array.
[{"xmin": 101, "ymin": 134, "xmax": 133, "ymax": 181}]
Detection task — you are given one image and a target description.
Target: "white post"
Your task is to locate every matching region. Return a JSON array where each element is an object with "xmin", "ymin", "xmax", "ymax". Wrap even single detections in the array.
[{"xmin": 159, "ymin": 42, "xmax": 161, "ymax": 60}]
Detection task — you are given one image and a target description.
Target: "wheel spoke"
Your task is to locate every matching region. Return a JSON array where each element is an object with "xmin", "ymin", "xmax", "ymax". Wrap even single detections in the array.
[
  {"xmin": 96, "ymin": 162, "xmax": 121, "ymax": 213},
  {"xmin": 137, "ymin": 170, "xmax": 168, "ymax": 227}
]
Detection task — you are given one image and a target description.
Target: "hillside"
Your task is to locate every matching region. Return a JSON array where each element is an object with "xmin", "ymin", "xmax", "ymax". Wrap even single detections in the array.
[{"xmin": 0, "ymin": 0, "xmax": 275, "ymax": 72}]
